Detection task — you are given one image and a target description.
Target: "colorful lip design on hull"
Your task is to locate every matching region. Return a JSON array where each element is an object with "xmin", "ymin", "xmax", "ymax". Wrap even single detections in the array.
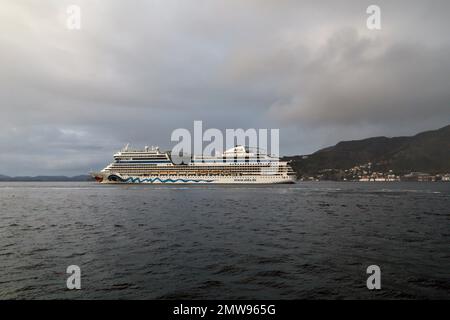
[{"xmin": 107, "ymin": 174, "xmax": 214, "ymax": 184}]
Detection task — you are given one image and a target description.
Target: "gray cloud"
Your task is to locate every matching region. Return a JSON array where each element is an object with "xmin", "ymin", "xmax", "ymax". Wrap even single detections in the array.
[
  {"xmin": 1, "ymin": 0, "xmax": 449, "ymax": 175},
  {"xmin": 268, "ymin": 28, "xmax": 450, "ymax": 126}
]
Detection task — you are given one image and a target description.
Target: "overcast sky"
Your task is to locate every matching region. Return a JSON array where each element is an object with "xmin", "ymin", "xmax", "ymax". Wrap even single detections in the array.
[{"xmin": 1, "ymin": 0, "xmax": 449, "ymax": 175}]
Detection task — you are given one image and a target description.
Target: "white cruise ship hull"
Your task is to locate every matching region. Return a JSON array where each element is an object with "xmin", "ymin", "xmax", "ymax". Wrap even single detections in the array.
[
  {"xmin": 93, "ymin": 173, "xmax": 295, "ymax": 184},
  {"xmin": 92, "ymin": 145, "xmax": 297, "ymax": 185}
]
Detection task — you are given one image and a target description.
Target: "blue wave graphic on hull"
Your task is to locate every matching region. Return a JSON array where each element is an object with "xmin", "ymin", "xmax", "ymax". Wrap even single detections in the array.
[{"xmin": 107, "ymin": 175, "xmax": 214, "ymax": 183}]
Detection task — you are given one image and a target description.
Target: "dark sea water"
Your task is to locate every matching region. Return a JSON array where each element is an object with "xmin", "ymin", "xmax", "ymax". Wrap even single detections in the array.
[{"xmin": 0, "ymin": 182, "xmax": 449, "ymax": 299}]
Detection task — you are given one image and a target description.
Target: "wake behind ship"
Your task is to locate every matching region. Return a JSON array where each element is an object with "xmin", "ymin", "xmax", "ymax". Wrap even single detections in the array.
[{"xmin": 91, "ymin": 145, "xmax": 296, "ymax": 184}]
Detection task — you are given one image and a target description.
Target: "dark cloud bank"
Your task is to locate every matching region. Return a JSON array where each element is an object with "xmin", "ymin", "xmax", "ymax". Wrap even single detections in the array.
[{"xmin": 1, "ymin": 0, "xmax": 449, "ymax": 175}]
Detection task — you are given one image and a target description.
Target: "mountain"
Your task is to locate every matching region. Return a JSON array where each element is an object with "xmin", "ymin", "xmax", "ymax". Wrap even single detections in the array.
[
  {"xmin": 0, "ymin": 175, "xmax": 94, "ymax": 182},
  {"xmin": 284, "ymin": 124, "xmax": 450, "ymax": 177}
]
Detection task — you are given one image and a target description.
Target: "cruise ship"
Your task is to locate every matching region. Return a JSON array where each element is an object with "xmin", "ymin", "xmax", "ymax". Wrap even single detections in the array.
[{"xmin": 91, "ymin": 145, "xmax": 296, "ymax": 184}]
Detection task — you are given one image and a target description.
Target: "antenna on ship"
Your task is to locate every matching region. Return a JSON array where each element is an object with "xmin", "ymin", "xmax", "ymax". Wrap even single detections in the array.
[{"xmin": 124, "ymin": 143, "xmax": 129, "ymax": 151}]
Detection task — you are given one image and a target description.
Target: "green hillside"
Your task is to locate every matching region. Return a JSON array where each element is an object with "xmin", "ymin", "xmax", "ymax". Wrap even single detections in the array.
[{"xmin": 285, "ymin": 125, "xmax": 450, "ymax": 176}]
